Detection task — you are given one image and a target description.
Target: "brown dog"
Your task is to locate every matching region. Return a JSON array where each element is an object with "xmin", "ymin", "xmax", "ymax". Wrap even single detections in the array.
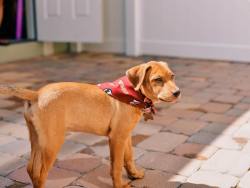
[{"xmin": 0, "ymin": 61, "xmax": 180, "ymax": 188}]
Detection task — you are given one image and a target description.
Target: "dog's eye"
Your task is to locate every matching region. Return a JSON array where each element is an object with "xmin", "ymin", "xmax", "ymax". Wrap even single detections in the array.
[{"xmin": 154, "ymin": 77, "xmax": 163, "ymax": 83}]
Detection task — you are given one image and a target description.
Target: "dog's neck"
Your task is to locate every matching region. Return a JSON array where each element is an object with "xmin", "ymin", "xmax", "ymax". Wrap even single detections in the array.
[{"xmin": 97, "ymin": 76, "xmax": 156, "ymax": 121}]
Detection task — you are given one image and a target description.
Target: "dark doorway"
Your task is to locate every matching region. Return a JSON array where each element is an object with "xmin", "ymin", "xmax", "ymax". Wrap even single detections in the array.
[{"xmin": 0, "ymin": 0, "xmax": 36, "ymax": 45}]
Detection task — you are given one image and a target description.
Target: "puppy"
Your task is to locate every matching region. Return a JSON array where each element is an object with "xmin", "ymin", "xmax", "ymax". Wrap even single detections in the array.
[{"xmin": 0, "ymin": 61, "xmax": 180, "ymax": 188}]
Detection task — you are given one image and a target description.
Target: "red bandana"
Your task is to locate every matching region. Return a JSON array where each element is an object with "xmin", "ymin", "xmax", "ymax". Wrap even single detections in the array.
[{"xmin": 97, "ymin": 76, "xmax": 156, "ymax": 121}]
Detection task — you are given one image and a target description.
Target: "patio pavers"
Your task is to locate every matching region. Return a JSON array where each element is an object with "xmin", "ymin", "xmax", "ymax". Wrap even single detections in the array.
[{"xmin": 1, "ymin": 53, "xmax": 250, "ymax": 187}]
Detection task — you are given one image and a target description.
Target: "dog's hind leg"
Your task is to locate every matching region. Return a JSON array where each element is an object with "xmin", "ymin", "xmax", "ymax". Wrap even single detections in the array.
[
  {"xmin": 124, "ymin": 135, "xmax": 144, "ymax": 180},
  {"xmin": 24, "ymin": 111, "xmax": 65, "ymax": 188}
]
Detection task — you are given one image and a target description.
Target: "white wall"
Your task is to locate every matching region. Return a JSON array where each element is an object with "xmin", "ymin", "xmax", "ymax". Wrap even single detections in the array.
[
  {"xmin": 139, "ymin": 0, "xmax": 250, "ymax": 61},
  {"xmin": 85, "ymin": 0, "xmax": 125, "ymax": 53},
  {"xmin": 85, "ymin": 0, "xmax": 250, "ymax": 62}
]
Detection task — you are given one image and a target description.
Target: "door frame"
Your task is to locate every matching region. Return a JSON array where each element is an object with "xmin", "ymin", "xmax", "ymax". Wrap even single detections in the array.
[{"xmin": 125, "ymin": 0, "xmax": 142, "ymax": 56}]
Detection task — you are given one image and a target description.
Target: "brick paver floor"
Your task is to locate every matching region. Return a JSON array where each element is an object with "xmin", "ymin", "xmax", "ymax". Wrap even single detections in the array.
[{"xmin": 1, "ymin": 53, "xmax": 250, "ymax": 187}]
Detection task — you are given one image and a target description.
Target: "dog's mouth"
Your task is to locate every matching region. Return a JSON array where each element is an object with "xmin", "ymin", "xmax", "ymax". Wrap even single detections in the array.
[
  {"xmin": 158, "ymin": 94, "xmax": 181, "ymax": 103},
  {"xmin": 159, "ymin": 97, "xmax": 177, "ymax": 103}
]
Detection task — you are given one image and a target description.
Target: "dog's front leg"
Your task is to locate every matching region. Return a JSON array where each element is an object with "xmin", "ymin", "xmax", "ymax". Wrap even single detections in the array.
[
  {"xmin": 124, "ymin": 135, "xmax": 144, "ymax": 179},
  {"xmin": 109, "ymin": 135, "xmax": 130, "ymax": 188}
]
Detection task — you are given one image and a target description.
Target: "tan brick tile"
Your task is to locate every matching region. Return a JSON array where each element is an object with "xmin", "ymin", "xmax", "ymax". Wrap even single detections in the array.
[
  {"xmin": 0, "ymin": 176, "xmax": 14, "ymax": 187},
  {"xmin": 55, "ymin": 153, "xmax": 102, "ymax": 174},
  {"xmin": 180, "ymin": 183, "xmax": 218, "ymax": 188},
  {"xmin": 163, "ymin": 119, "xmax": 207, "ymax": 136},
  {"xmin": 162, "ymin": 108, "xmax": 205, "ymax": 120},
  {"xmin": 201, "ymin": 123, "xmax": 239, "ymax": 136},
  {"xmin": 203, "ymin": 87, "xmax": 236, "ymax": 95},
  {"xmin": 0, "ymin": 140, "xmax": 30, "ymax": 157},
  {"xmin": 232, "ymin": 83, "xmax": 250, "ymax": 90},
  {"xmin": 212, "ymin": 95, "xmax": 243, "ymax": 104},
  {"xmin": 0, "ymin": 122, "xmax": 29, "ymax": 139},
  {"xmin": 137, "ymin": 132, "xmax": 187, "ymax": 152},
  {"xmin": 241, "ymin": 96, "xmax": 250, "ymax": 103},
  {"xmin": 133, "ymin": 147, "xmax": 147, "ymax": 160},
  {"xmin": 0, "ymin": 152, "xmax": 27, "ymax": 176},
  {"xmin": 57, "ymin": 141, "xmax": 86, "ymax": 160},
  {"xmin": 192, "ymin": 91, "xmax": 217, "ymax": 101},
  {"xmin": 225, "ymin": 108, "xmax": 246, "ymax": 117},
  {"xmin": 132, "ymin": 122, "xmax": 162, "ymax": 136},
  {"xmin": 151, "ymin": 114, "xmax": 177, "ymax": 126},
  {"xmin": 131, "ymin": 170, "xmax": 186, "ymax": 188},
  {"xmin": 74, "ymin": 164, "xmax": 129, "ymax": 188},
  {"xmin": 67, "ymin": 132, "xmax": 107, "ymax": 146},
  {"xmin": 0, "ymin": 134, "xmax": 16, "ymax": 146},
  {"xmin": 79, "ymin": 147, "xmax": 95, "ymax": 155},
  {"xmin": 173, "ymin": 143, "xmax": 218, "ymax": 160},
  {"xmin": 3, "ymin": 115, "xmax": 26, "ymax": 125},
  {"xmin": 181, "ymin": 88, "xmax": 198, "ymax": 95},
  {"xmin": 90, "ymin": 145, "xmax": 110, "ymax": 158},
  {"xmin": 0, "ymin": 99, "xmax": 16, "ymax": 109},
  {"xmin": 199, "ymin": 113, "xmax": 235, "ymax": 124},
  {"xmin": 181, "ymin": 95, "xmax": 210, "ymax": 105},
  {"xmin": 23, "ymin": 185, "xmax": 32, "ymax": 188},
  {"xmin": 137, "ymin": 152, "xmax": 201, "ymax": 177},
  {"xmin": 14, "ymin": 82, "xmax": 33, "ymax": 88},
  {"xmin": 200, "ymin": 102, "xmax": 232, "ymax": 113},
  {"xmin": 170, "ymin": 102, "xmax": 201, "ymax": 110},
  {"xmin": 188, "ymin": 132, "xmax": 242, "ymax": 149},
  {"xmin": 234, "ymin": 103, "xmax": 250, "ymax": 110},
  {"xmin": 132, "ymin": 134, "xmax": 149, "ymax": 146},
  {"xmin": 14, "ymin": 106, "xmax": 24, "ymax": 114},
  {"xmin": 8, "ymin": 166, "xmax": 31, "ymax": 184},
  {"xmin": 189, "ymin": 82, "xmax": 210, "ymax": 90},
  {"xmin": 0, "ymin": 95, "xmax": 10, "ymax": 100},
  {"xmin": 154, "ymin": 102, "xmax": 171, "ymax": 110},
  {"xmin": 0, "ymin": 72, "xmax": 33, "ymax": 81},
  {"xmin": 8, "ymin": 166, "xmax": 80, "ymax": 187},
  {"xmin": 0, "ymin": 109, "xmax": 18, "ymax": 118}
]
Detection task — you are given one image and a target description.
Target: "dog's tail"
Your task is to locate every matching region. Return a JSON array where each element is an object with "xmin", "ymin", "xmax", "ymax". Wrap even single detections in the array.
[{"xmin": 0, "ymin": 84, "xmax": 38, "ymax": 101}]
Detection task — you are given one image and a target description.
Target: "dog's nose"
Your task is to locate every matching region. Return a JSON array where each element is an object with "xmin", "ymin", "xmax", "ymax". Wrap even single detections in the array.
[{"xmin": 173, "ymin": 90, "xmax": 181, "ymax": 97}]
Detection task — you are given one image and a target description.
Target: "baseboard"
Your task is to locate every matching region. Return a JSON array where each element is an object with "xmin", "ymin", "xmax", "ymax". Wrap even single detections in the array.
[
  {"xmin": 0, "ymin": 42, "xmax": 68, "ymax": 64},
  {"xmin": 141, "ymin": 40, "xmax": 250, "ymax": 62},
  {"xmin": 85, "ymin": 38, "xmax": 125, "ymax": 53},
  {"xmin": 0, "ymin": 42, "xmax": 43, "ymax": 63}
]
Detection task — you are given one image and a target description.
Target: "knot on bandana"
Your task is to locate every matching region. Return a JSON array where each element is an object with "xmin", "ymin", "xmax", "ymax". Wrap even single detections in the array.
[{"xmin": 142, "ymin": 98, "xmax": 156, "ymax": 121}]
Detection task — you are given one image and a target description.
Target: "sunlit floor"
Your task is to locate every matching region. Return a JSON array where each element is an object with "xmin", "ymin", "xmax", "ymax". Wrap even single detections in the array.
[{"xmin": 1, "ymin": 52, "xmax": 250, "ymax": 188}]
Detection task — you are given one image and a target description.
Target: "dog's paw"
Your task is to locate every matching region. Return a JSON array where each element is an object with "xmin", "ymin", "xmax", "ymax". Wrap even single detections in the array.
[{"xmin": 128, "ymin": 169, "xmax": 145, "ymax": 180}]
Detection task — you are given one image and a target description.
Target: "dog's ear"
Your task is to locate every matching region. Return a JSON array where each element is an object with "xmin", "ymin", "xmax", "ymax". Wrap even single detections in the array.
[{"xmin": 126, "ymin": 63, "xmax": 151, "ymax": 91}]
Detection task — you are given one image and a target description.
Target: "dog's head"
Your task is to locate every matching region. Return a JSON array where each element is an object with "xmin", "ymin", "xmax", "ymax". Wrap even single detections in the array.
[{"xmin": 126, "ymin": 61, "xmax": 180, "ymax": 103}]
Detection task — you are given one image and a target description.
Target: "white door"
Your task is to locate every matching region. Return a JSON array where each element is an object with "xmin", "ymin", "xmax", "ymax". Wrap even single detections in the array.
[{"xmin": 35, "ymin": 0, "xmax": 103, "ymax": 42}]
